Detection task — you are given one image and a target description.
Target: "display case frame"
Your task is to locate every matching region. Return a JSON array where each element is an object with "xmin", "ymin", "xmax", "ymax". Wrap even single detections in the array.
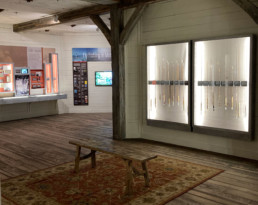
[
  {"xmin": 192, "ymin": 34, "xmax": 255, "ymax": 141},
  {"xmin": 146, "ymin": 40, "xmax": 192, "ymax": 131}
]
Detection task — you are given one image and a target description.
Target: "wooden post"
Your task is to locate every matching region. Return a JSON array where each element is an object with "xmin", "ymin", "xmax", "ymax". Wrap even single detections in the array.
[
  {"xmin": 111, "ymin": 5, "xmax": 126, "ymax": 140},
  {"xmin": 124, "ymin": 159, "xmax": 134, "ymax": 195},
  {"xmin": 142, "ymin": 161, "xmax": 150, "ymax": 187}
]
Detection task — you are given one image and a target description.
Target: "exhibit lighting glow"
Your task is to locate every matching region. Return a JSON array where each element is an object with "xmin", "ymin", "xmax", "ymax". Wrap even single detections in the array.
[
  {"xmin": 184, "ymin": 43, "xmax": 189, "ymax": 123},
  {"xmin": 243, "ymin": 37, "xmax": 250, "ymax": 132},
  {"xmin": 148, "ymin": 46, "xmax": 157, "ymax": 119},
  {"xmin": 194, "ymin": 41, "xmax": 205, "ymax": 126},
  {"xmin": 184, "ymin": 43, "xmax": 189, "ymax": 80}
]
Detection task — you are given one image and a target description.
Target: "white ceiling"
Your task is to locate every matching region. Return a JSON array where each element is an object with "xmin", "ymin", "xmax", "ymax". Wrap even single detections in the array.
[{"xmin": 0, "ymin": 0, "xmax": 111, "ymax": 34}]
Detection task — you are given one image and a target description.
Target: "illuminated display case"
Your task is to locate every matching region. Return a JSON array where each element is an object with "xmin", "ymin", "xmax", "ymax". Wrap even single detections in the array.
[
  {"xmin": 44, "ymin": 63, "xmax": 52, "ymax": 94},
  {"xmin": 0, "ymin": 63, "xmax": 14, "ymax": 95},
  {"xmin": 14, "ymin": 67, "xmax": 30, "ymax": 96},
  {"xmin": 30, "ymin": 69, "xmax": 45, "ymax": 95},
  {"xmin": 193, "ymin": 35, "xmax": 254, "ymax": 140},
  {"xmin": 147, "ymin": 41, "xmax": 191, "ymax": 130},
  {"xmin": 50, "ymin": 53, "xmax": 59, "ymax": 94}
]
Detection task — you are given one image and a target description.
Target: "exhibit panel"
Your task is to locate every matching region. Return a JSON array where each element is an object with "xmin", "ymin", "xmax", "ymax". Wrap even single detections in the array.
[
  {"xmin": 147, "ymin": 42, "xmax": 191, "ymax": 130},
  {"xmin": 73, "ymin": 62, "xmax": 88, "ymax": 106},
  {"xmin": 30, "ymin": 69, "xmax": 45, "ymax": 95},
  {"xmin": 193, "ymin": 36, "xmax": 254, "ymax": 140},
  {"xmin": 0, "ymin": 63, "xmax": 14, "ymax": 94},
  {"xmin": 50, "ymin": 53, "xmax": 59, "ymax": 94},
  {"xmin": 44, "ymin": 63, "xmax": 52, "ymax": 94},
  {"xmin": 14, "ymin": 67, "xmax": 30, "ymax": 96}
]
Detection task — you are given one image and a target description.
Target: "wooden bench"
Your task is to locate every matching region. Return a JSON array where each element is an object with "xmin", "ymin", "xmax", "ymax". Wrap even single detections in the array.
[{"xmin": 69, "ymin": 138, "xmax": 157, "ymax": 195}]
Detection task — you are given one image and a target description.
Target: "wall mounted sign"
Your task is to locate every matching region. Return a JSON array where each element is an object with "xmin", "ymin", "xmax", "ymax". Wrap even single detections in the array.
[
  {"xmin": 73, "ymin": 62, "xmax": 88, "ymax": 105},
  {"xmin": 72, "ymin": 48, "xmax": 111, "ymax": 62}
]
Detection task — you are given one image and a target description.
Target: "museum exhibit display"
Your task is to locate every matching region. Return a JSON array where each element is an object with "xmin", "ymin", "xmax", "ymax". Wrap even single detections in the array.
[
  {"xmin": 73, "ymin": 62, "xmax": 88, "ymax": 105},
  {"xmin": 14, "ymin": 67, "xmax": 30, "ymax": 96},
  {"xmin": 193, "ymin": 35, "xmax": 254, "ymax": 140},
  {"xmin": 95, "ymin": 71, "xmax": 112, "ymax": 86},
  {"xmin": 0, "ymin": 63, "xmax": 14, "ymax": 96},
  {"xmin": 50, "ymin": 53, "xmax": 59, "ymax": 94},
  {"xmin": 44, "ymin": 63, "xmax": 52, "ymax": 94},
  {"xmin": 30, "ymin": 69, "xmax": 45, "ymax": 95},
  {"xmin": 147, "ymin": 41, "xmax": 191, "ymax": 130}
]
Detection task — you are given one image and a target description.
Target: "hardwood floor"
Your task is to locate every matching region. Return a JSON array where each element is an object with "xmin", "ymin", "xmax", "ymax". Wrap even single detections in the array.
[{"xmin": 0, "ymin": 113, "xmax": 258, "ymax": 205}]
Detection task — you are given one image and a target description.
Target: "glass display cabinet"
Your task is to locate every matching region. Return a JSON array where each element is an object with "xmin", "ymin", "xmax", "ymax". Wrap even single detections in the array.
[
  {"xmin": 0, "ymin": 63, "xmax": 14, "ymax": 95},
  {"xmin": 147, "ymin": 41, "xmax": 191, "ymax": 130},
  {"xmin": 50, "ymin": 53, "xmax": 59, "ymax": 94},
  {"xmin": 193, "ymin": 35, "xmax": 254, "ymax": 140},
  {"xmin": 30, "ymin": 69, "xmax": 45, "ymax": 95},
  {"xmin": 44, "ymin": 63, "xmax": 52, "ymax": 94}
]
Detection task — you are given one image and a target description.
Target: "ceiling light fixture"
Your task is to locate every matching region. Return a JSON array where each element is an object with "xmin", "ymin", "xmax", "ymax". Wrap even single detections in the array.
[{"xmin": 54, "ymin": 15, "xmax": 59, "ymax": 23}]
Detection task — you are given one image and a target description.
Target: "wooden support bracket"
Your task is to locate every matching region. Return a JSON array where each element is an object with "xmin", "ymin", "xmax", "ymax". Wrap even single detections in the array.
[
  {"xmin": 120, "ymin": 4, "xmax": 147, "ymax": 45},
  {"xmin": 232, "ymin": 0, "xmax": 258, "ymax": 24},
  {"xmin": 90, "ymin": 15, "xmax": 112, "ymax": 45}
]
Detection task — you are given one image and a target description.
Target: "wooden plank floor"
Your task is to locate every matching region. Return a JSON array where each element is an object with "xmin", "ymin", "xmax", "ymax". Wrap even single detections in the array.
[{"xmin": 0, "ymin": 113, "xmax": 258, "ymax": 205}]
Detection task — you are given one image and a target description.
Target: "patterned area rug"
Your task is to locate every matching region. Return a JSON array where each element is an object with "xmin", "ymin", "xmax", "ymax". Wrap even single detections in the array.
[{"xmin": 2, "ymin": 153, "xmax": 223, "ymax": 205}]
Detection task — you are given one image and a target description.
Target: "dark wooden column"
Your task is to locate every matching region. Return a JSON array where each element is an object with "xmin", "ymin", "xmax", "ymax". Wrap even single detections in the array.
[{"xmin": 111, "ymin": 5, "xmax": 126, "ymax": 140}]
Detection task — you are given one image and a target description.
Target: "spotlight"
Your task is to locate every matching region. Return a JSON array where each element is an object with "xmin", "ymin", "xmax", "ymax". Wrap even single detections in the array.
[{"xmin": 54, "ymin": 15, "xmax": 59, "ymax": 22}]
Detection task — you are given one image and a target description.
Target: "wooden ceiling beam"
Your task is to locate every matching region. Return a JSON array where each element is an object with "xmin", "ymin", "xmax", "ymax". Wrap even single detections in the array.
[
  {"xmin": 90, "ymin": 15, "xmax": 112, "ymax": 45},
  {"xmin": 120, "ymin": 0, "xmax": 164, "ymax": 8},
  {"xmin": 13, "ymin": 0, "xmax": 166, "ymax": 32},
  {"xmin": 120, "ymin": 4, "xmax": 146, "ymax": 45},
  {"xmin": 232, "ymin": 0, "xmax": 258, "ymax": 24},
  {"xmin": 13, "ymin": 4, "xmax": 110, "ymax": 32}
]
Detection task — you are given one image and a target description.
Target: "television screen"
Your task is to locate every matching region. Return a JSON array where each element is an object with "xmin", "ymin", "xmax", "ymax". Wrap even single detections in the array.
[
  {"xmin": 21, "ymin": 68, "xmax": 28, "ymax": 74},
  {"xmin": 95, "ymin": 71, "xmax": 112, "ymax": 86}
]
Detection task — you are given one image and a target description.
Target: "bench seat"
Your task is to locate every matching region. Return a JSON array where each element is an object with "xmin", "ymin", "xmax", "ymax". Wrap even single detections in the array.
[{"xmin": 69, "ymin": 138, "xmax": 157, "ymax": 195}]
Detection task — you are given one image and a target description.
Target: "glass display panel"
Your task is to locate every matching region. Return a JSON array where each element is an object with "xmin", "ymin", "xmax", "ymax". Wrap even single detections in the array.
[
  {"xmin": 45, "ymin": 63, "xmax": 52, "ymax": 94},
  {"xmin": 31, "ymin": 70, "xmax": 44, "ymax": 89},
  {"xmin": 0, "ymin": 63, "xmax": 14, "ymax": 93},
  {"xmin": 15, "ymin": 75, "xmax": 30, "ymax": 96},
  {"xmin": 147, "ymin": 42, "xmax": 189, "ymax": 124},
  {"xmin": 51, "ymin": 53, "xmax": 59, "ymax": 93},
  {"xmin": 194, "ymin": 37, "xmax": 251, "ymax": 132},
  {"xmin": 95, "ymin": 71, "xmax": 112, "ymax": 86}
]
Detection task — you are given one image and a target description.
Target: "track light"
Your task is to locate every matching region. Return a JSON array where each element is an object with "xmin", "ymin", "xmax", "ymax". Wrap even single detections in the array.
[{"xmin": 54, "ymin": 15, "xmax": 59, "ymax": 23}]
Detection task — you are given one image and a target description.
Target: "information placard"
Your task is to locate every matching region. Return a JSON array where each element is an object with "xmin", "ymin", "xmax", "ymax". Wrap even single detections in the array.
[{"xmin": 73, "ymin": 62, "xmax": 88, "ymax": 105}]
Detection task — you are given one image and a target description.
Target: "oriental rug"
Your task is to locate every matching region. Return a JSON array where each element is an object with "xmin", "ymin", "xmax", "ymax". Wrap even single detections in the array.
[{"xmin": 1, "ymin": 153, "xmax": 223, "ymax": 205}]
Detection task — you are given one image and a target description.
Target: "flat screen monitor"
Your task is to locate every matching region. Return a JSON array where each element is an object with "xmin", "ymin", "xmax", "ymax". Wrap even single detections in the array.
[
  {"xmin": 21, "ymin": 68, "xmax": 28, "ymax": 74},
  {"xmin": 95, "ymin": 71, "xmax": 112, "ymax": 86}
]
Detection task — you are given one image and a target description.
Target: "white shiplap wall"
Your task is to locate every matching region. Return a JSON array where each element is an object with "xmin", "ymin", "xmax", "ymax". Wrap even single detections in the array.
[
  {"xmin": 58, "ymin": 32, "xmax": 112, "ymax": 113},
  {"xmin": 124, "ymin": 0, "xmax": 258, "ymax": 160},
  {"xmin": 0, "ymin": 24, "xmax": 63, "ymax": 122}
]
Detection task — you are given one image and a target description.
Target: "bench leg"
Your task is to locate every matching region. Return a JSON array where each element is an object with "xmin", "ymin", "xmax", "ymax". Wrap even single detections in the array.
[
  {"xmin": 74, "ymin": 146, "xmax": 81, "ymax": 173},
  {"xmin": 91, "ymin": 150, "xmax": 96, "ymax": 168},
  {"xmin": 142, "ymin": 161, "xmax": 150, "ymax": 187},
  {"xmin": 125, "ymin": 160, "xmax": 134, "ymax": 195}
]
